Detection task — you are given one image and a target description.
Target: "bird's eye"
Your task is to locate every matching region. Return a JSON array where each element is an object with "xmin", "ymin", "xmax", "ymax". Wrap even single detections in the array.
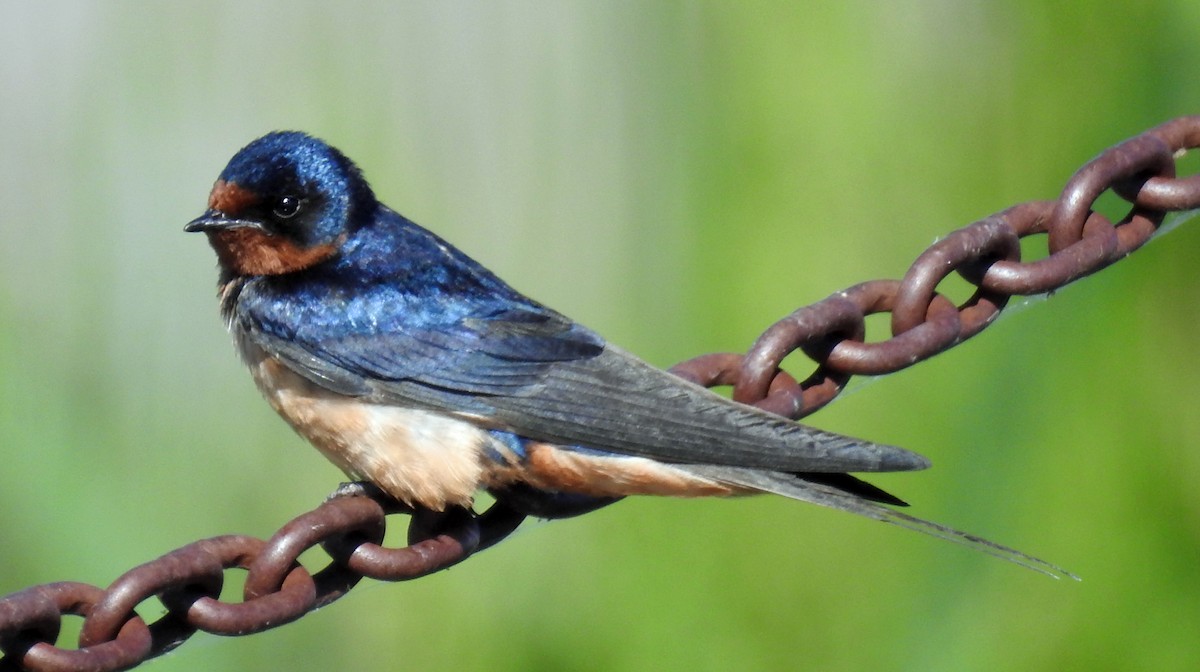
[{"xmin": 273, "ymin": 195, "xmax": 303, "ymax": 219}]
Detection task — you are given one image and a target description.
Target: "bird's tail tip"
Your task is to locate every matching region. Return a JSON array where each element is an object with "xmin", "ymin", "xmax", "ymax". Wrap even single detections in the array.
[{"xmin": 881, "ymin": 444, "xmax": 932, "ymax": 471}]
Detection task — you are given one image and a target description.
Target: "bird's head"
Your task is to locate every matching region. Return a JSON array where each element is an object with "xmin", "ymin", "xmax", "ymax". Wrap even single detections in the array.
[{"xmin": 185, "ymin": 131, "xmax": 376, "ymax": 276}]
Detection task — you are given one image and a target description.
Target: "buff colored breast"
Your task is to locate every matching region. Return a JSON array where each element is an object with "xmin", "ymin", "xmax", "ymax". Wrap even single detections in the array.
[{"xmin": 236, "ymin": 338, "xmax": 501, "ymax": 510}]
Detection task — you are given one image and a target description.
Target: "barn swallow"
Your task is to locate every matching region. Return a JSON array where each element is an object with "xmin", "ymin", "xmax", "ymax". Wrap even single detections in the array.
[{"xmin": 186, "ymin": 131, "xmax": 1070, "ymax": 577}]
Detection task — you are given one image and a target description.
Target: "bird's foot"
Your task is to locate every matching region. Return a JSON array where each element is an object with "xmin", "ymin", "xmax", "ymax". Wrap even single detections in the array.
[{"xmin": 326, "ymin": 480, "xmax": 388, "ymax": 502}]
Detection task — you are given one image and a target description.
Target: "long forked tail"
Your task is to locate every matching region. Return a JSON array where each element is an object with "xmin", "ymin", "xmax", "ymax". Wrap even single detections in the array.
[{"xmin": 683, "ymin": 465, "xmax": 1079, "ymax": 580}]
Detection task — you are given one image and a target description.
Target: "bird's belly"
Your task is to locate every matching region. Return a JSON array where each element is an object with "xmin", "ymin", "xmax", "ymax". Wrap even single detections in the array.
[{"xmin": 239, "ymin": 342, "xmax": 505, "ymax": 510}]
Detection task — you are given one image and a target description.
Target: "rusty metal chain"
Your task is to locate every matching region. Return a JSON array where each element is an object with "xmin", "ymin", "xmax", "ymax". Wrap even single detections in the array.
[
  {"xmin": 670, "ymin": 116, "xmax": 1200, "ymax": 418},
  {"xmin": 0, "ymin": 496, "xmax": 527, "ymax": 672},
  {"xmin": 2, "ymin": 116, "xmax": 1199, "ymax": 672}
]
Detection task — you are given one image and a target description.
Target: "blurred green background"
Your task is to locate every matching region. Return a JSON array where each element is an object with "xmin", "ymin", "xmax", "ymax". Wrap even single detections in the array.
[{"xmin": 3, "ymin": 2, "xmax": 1200, "ymax": 671}]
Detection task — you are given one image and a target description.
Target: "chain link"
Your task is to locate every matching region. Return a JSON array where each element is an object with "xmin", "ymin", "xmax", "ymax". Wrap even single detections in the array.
[{"xmin": 3, "ymin": 116, "xmax": 1198, "ymax": 672}]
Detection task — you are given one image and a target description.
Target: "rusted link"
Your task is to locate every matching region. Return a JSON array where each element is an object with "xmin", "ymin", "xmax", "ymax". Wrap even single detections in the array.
[
  {"xmin": 245, "ymin": 496, "xmax": 387, "ymax": 608},
  {"xmin": 729, "ymin": 295, "xmax": 864, "ymax": 415},
  {"xmin": 79, "ymin": 546, "xmax": 224, "ymax": 658},
  {"xmin": 158, "ymin": 536, "xmax": 317, "ymax": 637},
  {"xmin": 1047, "ymin": 133, "xmax": 1175, "ymax": 253},
  {"xmin": 0, "ymin": 584, "xmax": 63, "ymax": 658},
  {"xmin": 323, "ymin": 506, "xmax": 480, "ymax": 581},
  {"xmin": 825, "ymin": 281, "xmax": 960, "ymax": 375},
  {"xmin": 10, "ymin": 582, "xmax": 152, "ymax": 672},
  {"xmin": 892, "ymin": 216, "xmax": 1019, "ymax": 337},
  {"xmin": 1123, "ymin": 115, "xmax": 1200, "ymax": 210}
]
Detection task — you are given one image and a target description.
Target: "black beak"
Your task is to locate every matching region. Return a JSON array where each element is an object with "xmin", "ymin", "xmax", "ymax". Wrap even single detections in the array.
[{"xmin": 184, "ymin": 210, "xmax": 266, "ymax": 233}]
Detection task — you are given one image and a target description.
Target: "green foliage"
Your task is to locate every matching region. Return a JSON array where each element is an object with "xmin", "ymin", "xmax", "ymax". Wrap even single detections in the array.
[{"xmin": 2, "ymin": 2, "xmax": 1199, "ymax": 670}]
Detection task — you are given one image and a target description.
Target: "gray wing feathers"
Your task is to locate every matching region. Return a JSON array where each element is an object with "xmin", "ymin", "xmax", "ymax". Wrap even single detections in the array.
[{"xmin": 478, "ymin": 345, "xmax": 930, "ymax": 473}]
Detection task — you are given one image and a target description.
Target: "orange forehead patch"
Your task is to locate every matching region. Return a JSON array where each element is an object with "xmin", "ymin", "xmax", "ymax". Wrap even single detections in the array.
[{"xmin": 208, "ymin": 180, "xmax": 259, "ymax": 215}]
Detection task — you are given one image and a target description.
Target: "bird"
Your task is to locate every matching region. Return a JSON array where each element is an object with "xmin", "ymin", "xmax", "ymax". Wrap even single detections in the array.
[{"xmin": 186, "ymin": 131, "xmax": 1070, "ymax": 577}]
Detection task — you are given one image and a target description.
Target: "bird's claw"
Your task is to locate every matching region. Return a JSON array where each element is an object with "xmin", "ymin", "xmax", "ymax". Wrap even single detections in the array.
[{"xmin": 326, "ymin": 480, "xmax": 387, "ymax": 502}]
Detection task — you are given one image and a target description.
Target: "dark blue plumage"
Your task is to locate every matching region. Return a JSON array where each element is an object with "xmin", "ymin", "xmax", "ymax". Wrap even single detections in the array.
[
  {"xmin": 242, "ymin": 209, "xmax": 604, "ymax": 393},
  {"xmin": 185, "ymin": 131, "xmax": 1072, "ymax": 577}
]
